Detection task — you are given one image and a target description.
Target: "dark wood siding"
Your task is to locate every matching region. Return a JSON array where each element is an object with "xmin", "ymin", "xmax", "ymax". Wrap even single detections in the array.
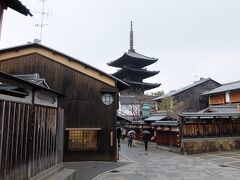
[
  {"xmin": 0, "ymin": 100, "xmax": 64, "ymax": 179},
  {"xmin": 0, "ymin": 53, "xmax": 118, "ymax": 161},
  {"xmin": 155, "ymin": 131, "xmax": 178, "ymax": 147},
  {"xmin": 182, "ymin": 122, "xmax": 240, "ymax": 138},
  {"xmin": 173, "ymin": 80, "xmax": 221, "ymax": 112}
]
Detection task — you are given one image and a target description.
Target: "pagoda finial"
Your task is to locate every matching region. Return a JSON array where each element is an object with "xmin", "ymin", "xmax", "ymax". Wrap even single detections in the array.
[{"xmin": 129, "ymin": 21, "xmax": 135, "ymax": 52}]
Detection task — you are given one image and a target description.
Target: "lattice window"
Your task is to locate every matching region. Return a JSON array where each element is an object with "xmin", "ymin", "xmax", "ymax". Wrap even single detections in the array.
[{"xmin": 68, "ymin": 130, "xmax": 98, "ymax": 151}]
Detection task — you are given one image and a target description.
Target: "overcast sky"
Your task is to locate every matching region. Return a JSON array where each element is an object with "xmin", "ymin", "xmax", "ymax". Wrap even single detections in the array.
[{"xmin": 1, "ymin": 0, "xmax": 240, "ymax": 94}]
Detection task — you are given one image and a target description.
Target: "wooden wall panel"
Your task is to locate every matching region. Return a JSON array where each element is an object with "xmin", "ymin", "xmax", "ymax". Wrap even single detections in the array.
[
  {"xmin": 209, "ymin": 94, "xmax": 225, "ymax": 105},
  {"xmin": 156, "ymin": 131, "xmax": 178, "ymax": 147},
  {"xmin": 230, "ymin": 91, "xmax": 240, "ymax": 103},
  {"xmin": 182, "ymin": 122, "xmax": 240, "ymax": 138}
]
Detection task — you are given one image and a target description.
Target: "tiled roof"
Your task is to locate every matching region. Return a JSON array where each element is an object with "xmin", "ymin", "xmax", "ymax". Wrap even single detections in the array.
[
  {"xmin": 0, "ymin": 84, "xmax": 28, "ymax": 97},
  {"xmin": 126, "ymin": 52, "xmax": 158, "ymax": 61},
  {"xmin": 144, "ymin": 115, "xmax": 167, "ymax": 121},
  {"xmin": 14, "ymin": 73, "xmax": 50, "ymax": 89},
  {"xmin": 180, "ymin": 104, "xmax": 240, "ymax": 118},
  {"xmin": 124, "ymin": 80, "xmax": 161, "ymax": 90},
  {"xmin": 181, "ymin": 112, "xmax": 240, "ymax": 118},
  {"xmin": 198, "ymin": 104, "xmax": 238, "ymax": 113},
  {"xmin": 153, "ymin": 78, "xmax": 220, "ymax": 101},
  {"xmin": 152, "ymin": 121, "xmax": 179, "ymax": 126},
  {"xmin": 107, "ymin": 51, "xmax": 158, "ymax": 68},
  {"xmin": 130, "ymin": 120, "xmax": 146, "ymax": 125},
  {"xmin": 0, "ymin": 71, "xmax": 64, "ymax": 96},
  {"xmin": 203, "ymin": 80, "xmax": 240, "ymax": 95}
]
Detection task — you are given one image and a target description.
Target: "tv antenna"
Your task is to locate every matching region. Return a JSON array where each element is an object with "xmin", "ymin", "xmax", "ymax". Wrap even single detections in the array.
[{"xmin": 34, "ymin": 0, "xmax": 52, "ymax": 42}]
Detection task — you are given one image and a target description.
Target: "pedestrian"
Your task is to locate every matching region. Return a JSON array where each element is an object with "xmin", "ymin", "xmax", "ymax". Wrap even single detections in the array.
[
  {"xmin": 143, "ymin": 135, "xmax": 148, "ymax": 151},
  {"xmin": 128, "ymin": 133, "xmax": 133, "ymax": 147}
]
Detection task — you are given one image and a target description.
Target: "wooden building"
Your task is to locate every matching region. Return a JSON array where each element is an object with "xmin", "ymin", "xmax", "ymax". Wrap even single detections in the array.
[
  {"xmin": 179, "ymin": 80, "xmax": 240, "ymax": 154},
  {"xmin": 153, "ymin": 78, "xmax": 221, "ymax": 112},
  {"xmin": 0, "ymin": 0, "xmax": 32, "ymax": 37},
  {"xmin": 0, "ymin": 43, "xmax": 128, "ymax": 161},
  {"xmin": 0, "ymin": 71, "xmax": 65, "ymax": 179},
  {"xmin": 203, "ymin": 80, "xmax": 240, "ymax": 105}
]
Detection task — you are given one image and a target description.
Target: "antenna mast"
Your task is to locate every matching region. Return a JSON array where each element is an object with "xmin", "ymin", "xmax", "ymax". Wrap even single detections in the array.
[{"xmin": 35, "ymin": 0, "xmax": 51, "ymax": 42}]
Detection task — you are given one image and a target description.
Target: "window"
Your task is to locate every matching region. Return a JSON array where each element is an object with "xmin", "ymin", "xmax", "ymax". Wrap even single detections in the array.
[
  {"xmin": 68, "ymin": 130, "xmax": 98, "ymax": 151},
  {"xmin": 225, "ymin": 92, "xmax": 230, "ymax": 103},
  {"xmin": 101, "ymin": 93, "xmax": 113, "ymax": 105}
]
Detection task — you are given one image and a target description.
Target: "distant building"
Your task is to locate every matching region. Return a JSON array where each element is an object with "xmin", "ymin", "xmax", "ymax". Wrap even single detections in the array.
[
  {"xmin": 108, "ymin": 21, "xmax": 160, "ymax": 94},
  {"xmin": 180, "ymin": 80, "xmax": 240, "ymax": 154},
  {"xmin": 153, "ymin": 78, "xmax": 221, "ymax": 112},
  {"xmin": 0, "ymin": 0, "xmax": 32, "ymax": 37},
  {"xmin": 118, "ymin": 94, "xmax": 157, "ymax": 120}
]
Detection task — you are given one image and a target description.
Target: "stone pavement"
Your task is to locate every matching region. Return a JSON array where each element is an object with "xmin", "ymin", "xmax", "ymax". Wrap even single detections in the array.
[
  {"xmin": 191, "ymin": 151, "xmax": 240, "ymax": 169},
  {"xmin": 64, "ymin": 160, "xmax": 129, "ymax": 180},
  {"xmin": 95, "ymin": 141, "xmax": 240, "ymax": 180}
]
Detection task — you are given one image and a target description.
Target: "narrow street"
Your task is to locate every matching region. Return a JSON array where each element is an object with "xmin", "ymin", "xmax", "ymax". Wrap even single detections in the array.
[{"xmin": 95, "ymin": 140, "xmax": 240, "ymax": 180}]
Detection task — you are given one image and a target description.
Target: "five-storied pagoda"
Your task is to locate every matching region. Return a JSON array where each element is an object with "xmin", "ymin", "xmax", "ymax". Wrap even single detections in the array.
[{"xmin": 108, "ymin": 22, "xmax": 160, "ymax": 94}]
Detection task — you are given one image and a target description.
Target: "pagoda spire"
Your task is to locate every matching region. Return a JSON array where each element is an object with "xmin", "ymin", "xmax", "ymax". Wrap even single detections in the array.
[{"xmin": 129, "ymin": 21, "xmax": 135, "ymax": 52}]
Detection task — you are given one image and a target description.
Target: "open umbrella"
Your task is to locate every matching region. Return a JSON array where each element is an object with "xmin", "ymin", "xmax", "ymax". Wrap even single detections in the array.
[
  {"xmin": 142, "ymin": 130, "xmax": 151, "ymax": 135},
  {"xmin": 127, "ymin": 130, "xmax": 136, "ymax": 136}
]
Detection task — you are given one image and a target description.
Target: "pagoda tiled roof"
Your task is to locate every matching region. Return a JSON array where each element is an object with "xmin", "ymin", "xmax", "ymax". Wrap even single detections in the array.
[
  {"xmin": 112, "ymin": 66, "xmax": 159, "ymax": 80},
  {"xmin": 124, "ymin": 80, "xmax": 161, "ymax": 90},
  {"xmin": 127, "ymin": 51, "xmax": 157, "ymax": 61},
  {"xmin": 108, "ymin": 51, "xmax": 158, "ymax": 68}
]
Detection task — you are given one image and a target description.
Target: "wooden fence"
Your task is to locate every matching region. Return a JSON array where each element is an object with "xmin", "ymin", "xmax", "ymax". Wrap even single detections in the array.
[
  {"xmin": 0, "ymin": 100, "xmax": 64, "ymax": 180},
  {"xmin": 182, "ymin": 121, "xmax": 240, "ymax": 138},
  {"xmin": 156, "ymin": 131, "xmax": 179, "ymax": 147}
]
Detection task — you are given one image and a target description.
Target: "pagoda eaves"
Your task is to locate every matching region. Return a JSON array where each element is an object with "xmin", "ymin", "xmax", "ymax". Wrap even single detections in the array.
[
  {"xmin": 107, "ymin": 51, "xmax": 158, "ymax": 68},
  {"xmin": 124, "ymin": 79, "xmax": 161, "ymax": 91},
  {"xmin": 107, "ymin": 21, "xmax": 160, "ymax": 94},
  {"xmin": 112, "ymin": 66, "xmax": 159, "ymax": 80}
]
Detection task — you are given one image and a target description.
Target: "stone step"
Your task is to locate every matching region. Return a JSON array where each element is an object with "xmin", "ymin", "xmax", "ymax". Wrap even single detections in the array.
[
  {"xmin": 29, "ymin": 163, "xmax": 76, "ymax": 180},
  {"xmin": 47, "ymin": 168, "xmax": 76, "ymax": 180}
]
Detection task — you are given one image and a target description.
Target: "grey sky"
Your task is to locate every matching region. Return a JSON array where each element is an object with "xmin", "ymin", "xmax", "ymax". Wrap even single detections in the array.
[{"xmin": 1, "ymin": 0, "xmax": 240, "ymax": 93}]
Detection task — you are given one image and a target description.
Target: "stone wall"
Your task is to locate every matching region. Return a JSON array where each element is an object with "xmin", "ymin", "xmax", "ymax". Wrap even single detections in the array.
[{"xmin": 180, "ymin": 137, "xmax": 240, "ymax": 154}]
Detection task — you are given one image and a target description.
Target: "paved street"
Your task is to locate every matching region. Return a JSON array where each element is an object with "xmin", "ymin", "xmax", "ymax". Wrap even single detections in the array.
[
  {"xmin": 95, "ymin": 141, "xmax": 240, "ymax": 180},
  {"xmin": 191, "ymin": 151, "xmax": 240, "ymax": 169}
]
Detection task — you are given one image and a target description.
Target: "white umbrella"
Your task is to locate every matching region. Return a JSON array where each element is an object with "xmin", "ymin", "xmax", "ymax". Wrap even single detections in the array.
[{"xmin": 127, "ymin": 130, "xmax": 136, "ymax": 136}]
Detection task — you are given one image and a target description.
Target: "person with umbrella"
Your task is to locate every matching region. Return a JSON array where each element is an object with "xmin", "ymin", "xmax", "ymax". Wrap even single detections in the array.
[
  {"xmin": 128, "ymin": 133, "xmax": 133, "ymax": 147},
  {"xmin": 142, "ymin": 130, "xmax": 151, "ymax": 151},
  {"xmin": 127, "ymin": 130, "xmax": 136, "ymax": 147}
]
